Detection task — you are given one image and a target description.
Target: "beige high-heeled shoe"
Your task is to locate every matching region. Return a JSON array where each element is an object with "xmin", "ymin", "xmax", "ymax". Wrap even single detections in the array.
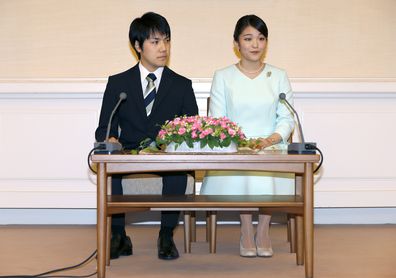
[
  {"xmin": 255, "ymin": 235, "xmax": 273, "ymax": 257},
  {"xmin": 240, "ymin": 237, "xmax": 256, "ymax": 257},
  {"xmin": 257, "ymin": 246, "xmax": 273, "ymax": 257}
]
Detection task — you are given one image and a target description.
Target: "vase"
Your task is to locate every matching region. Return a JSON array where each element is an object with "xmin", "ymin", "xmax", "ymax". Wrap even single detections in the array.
[{"xmin": 165, "ymin": 141, "xmax": 238, "ymax": 153}]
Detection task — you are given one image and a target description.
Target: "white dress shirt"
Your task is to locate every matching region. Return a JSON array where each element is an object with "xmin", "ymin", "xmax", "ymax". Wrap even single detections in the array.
[{"xmin": 139, "ymin": 63, "xmax": 164, "ymax": 95}]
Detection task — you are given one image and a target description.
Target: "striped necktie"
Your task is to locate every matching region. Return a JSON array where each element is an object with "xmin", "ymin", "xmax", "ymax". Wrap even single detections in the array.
[{"xmin": 144, "ymin": 73, "xmax": 157, "ymax": 116}]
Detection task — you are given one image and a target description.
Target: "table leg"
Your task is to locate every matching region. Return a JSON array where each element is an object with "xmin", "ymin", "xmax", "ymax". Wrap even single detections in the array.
[
  {"xmin": 184, "ymin": 212, "xmax": 191, "ymax": 253},
  {"xmin": 106, "ymin": 216, "xmax": 111, "ymax": 266},
  {"xmin": 97, "ymin": 163, "xmax": 107, "ymax": 278},
  {"xmin": 304, "ymin": 163, "xmax": 314, "ymax": 278}
]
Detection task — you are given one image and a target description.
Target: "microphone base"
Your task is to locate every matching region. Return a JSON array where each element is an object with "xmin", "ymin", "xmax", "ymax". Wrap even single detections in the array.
[
  {"xmin": 288, "ymin": 142, "xmax": 317, "ymax": 154},
  {"xmin": 94, "ymin": 142, "xmax": 123, "ymax": 154}
]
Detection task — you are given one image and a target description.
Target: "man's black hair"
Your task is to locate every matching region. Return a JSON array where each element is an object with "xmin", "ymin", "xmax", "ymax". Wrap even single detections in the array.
[{"xmin": 129, "ymin": 12, "xmax": 171, "ymax": 59}]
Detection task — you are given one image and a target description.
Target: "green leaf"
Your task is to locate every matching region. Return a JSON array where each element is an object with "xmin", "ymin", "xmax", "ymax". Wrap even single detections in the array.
[
  {"xmin": 208, "ymin": 137, "xmax": 219, "ymax": 149},
  {"xmin": 185, "ymin": 137, "xmax": 194, "ymax": 148},
  {"xmin": 222, "ymin": 137, "xmax": 231, "ymax": 147},
  {"xmin": 208, "ymin": 138, "xmax": 215, "ymax": 149},
  {"xmin": 200, "ymin": 138, "xmax": 208, "ymax": 148}
]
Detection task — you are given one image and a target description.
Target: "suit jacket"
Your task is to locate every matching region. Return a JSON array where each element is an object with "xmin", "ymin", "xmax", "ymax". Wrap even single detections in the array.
[{"xmin": 95, "ymin": 64, "xmax": 199, "ymax": 150}]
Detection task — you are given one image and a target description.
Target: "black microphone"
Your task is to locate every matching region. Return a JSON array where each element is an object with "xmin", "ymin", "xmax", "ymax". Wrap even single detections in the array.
[
  {"xmin": 94, "ymin": 92, "xmax": 127, "ymax": 154},
  {"xmin": 279, "ymin": 93, "xmax": 316, "ymax": 154}
]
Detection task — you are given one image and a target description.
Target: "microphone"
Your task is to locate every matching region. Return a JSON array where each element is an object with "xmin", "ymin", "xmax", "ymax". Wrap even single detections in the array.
[
  {"xmin": 279, "ymin": 93, "xmax": 316, "ymax": 154},
  {"xmin": 94, "ymin": 92, "xmax": 127, "ymax": 154}
]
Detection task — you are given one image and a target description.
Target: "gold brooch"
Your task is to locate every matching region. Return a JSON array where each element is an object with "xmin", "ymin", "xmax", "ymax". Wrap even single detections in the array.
[{"xmin": 267, "ymin": 71, "xmax": 272, "ymax": 78}]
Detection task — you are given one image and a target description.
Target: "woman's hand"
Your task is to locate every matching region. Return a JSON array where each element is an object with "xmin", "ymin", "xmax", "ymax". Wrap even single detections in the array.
[
  {"xmin": 255, "ymin": 138, "xmax": 273, "ymax": 149},
  {"xmin": 245, "ymin": 138, "xmax": 271, "ymax": 150},
  {"xmin": 246, "ymin": 133, "xmax": 282, "ymax": 150}
]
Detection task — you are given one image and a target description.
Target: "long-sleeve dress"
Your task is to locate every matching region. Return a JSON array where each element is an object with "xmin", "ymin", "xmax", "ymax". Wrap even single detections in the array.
[{"xmin": 200, "ymin": 64, "xmax": 295, "ymax": 195}]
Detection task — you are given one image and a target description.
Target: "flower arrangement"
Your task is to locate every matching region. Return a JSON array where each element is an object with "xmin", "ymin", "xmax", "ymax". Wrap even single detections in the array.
[{"xmin": 156, "ymin": 115, "xmax": 246, "ymax": 150}]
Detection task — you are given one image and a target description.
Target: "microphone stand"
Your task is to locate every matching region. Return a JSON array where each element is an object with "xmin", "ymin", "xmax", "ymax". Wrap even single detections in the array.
[
  {"xmin": 279, "ymin": 93, "xmax": 316, "ymax": 154},
  {"xmin": 94, "ymin": 93, "xmax": 127, "ymax": 154}
]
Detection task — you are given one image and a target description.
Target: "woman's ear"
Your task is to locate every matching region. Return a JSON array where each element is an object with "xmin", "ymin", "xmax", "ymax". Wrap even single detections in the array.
[
  {"xmin": 233, "ymin": 40, "xmax": 241, "ymax": 59},
  {"xmin": 233, "ymin": 40, "xmax": 240, "ymax": 52}
]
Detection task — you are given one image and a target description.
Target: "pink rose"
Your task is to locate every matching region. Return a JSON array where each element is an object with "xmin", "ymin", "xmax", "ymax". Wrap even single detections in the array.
[
  {"xmin": 203, "ymin": 128, "xmax": 213, "ymax": 136},
  {"xmin": 192, "ymin": 122, "xmax": 201, "ymax": 130},
  {"xmin": 228, "ymin": 128, "xmax": 236, "ymax": 136}
]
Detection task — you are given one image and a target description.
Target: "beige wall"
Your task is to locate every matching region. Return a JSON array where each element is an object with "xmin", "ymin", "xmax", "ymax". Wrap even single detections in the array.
[{"xmin": 1, "ymin": 0, "xmax": 395, "ymax": 79}]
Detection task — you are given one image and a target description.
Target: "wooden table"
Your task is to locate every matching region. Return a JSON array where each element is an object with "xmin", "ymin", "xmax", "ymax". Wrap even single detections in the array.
[{"xmin": 92, "ymin": 150, "xmax": 319, "ymax": 278}]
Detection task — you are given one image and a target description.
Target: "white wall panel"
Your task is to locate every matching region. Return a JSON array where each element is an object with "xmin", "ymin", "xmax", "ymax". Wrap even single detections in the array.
[
  {"xmin": 297, "ymin": 99, "xmax": 396, "ymax": 178},
  {"xmin": 1, "ymin": 105, "xmax": 96, "ymax": 178},
  {"xmin": 0, "ymin": 98, "xmax": 100, "ymax": 208},
  {"xmin": 0, "ymin": 79, "xmax": 395, "ymax": 218},
  {"xmin": 294, "ymin": 96, "xmax": 396, "ymax": 207}
]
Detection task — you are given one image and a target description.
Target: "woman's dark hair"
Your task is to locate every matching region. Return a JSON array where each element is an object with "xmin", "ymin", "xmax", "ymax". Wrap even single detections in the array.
[
  {"xmin": 233, "ymin": 14, "xmax": 268, "ymax": 41},
  {"xmin": 129, "ymin": 12, "xmax": 171, "ymax": 59}
]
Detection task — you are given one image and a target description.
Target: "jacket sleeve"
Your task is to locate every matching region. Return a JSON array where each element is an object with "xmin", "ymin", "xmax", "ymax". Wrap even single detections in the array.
[
  {"xmin": 95, "ymin": 76, "xmax": 120, "ymax": 142},
  {"xmin": 181, "ymin": 79, "xmax": 199, "ymax": 116},
  {"xmin": 208, "ymin": 71, "xmax": 227, "ymax": 117}
]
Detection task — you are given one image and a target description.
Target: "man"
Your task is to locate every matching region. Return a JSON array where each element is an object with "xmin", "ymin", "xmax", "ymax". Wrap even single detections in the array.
[{"xmin": 95, "ymin": 12, "xmax": 198, "ymax": 260}]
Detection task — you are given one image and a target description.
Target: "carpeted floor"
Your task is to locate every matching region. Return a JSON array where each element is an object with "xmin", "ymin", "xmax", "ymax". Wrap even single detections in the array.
[{"xmin": 0, "ymin": 224, "xmax": 395, "ymax": 278}]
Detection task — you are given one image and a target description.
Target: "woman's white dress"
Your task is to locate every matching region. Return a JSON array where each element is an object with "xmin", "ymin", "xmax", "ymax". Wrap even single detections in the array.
[{"xmin": 200, "ymin": 64, "xmax": 295, "ymax": 195}]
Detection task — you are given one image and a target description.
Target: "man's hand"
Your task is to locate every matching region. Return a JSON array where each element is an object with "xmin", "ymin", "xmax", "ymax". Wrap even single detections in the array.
[{"xmin": 108, "ymin": 137, "xmax": 119, "ymax": 143}]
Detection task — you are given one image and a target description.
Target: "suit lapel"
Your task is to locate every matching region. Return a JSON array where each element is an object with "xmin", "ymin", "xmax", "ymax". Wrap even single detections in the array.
[
  {"xmin": 127, "ymin": 65, "xmax": 147, "ymax": 118},
  {"xmin": 150, "ymin": 67, "xmax": 173, "ymax": 115}
]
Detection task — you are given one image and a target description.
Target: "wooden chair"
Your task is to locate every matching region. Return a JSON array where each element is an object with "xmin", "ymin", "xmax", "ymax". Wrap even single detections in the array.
[{"xmin": 105, "ymin": 173, "xmax": 196, "ymax": 265}]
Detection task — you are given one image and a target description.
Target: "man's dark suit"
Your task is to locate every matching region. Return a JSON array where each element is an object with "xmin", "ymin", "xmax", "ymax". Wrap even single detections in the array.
[{"xmin": 95, "ymin": 64, "xmax": 199, "ymax": 233}]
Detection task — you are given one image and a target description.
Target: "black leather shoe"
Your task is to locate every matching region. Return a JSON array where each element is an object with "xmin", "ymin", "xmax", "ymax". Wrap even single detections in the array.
[
  {"xmin": 110, "ymin": 233, "xmax": 133, "ymax": 259},
  {"xmin": 157, "ymin": 234, "xmax": 179, "ymax": 260}
]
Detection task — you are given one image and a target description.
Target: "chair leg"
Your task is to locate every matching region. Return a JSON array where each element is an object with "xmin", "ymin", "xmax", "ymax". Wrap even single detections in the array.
[
  {"xmin": 184, "ymin": 212, "xmax": 191, "ymax": 253},
  {"xmin": 206, "ymin": 211, "xmax": 211, "ymax": 242},
  {"xmin": 190, "ymin": 211, "xmax": 196, "ymax": 242},
  {"xmin": 287, "ymin": 215, "xmax": 291, "ymax": 242},
  {"xmin": 209, "ymin": 212, "xmax": 217, "ymax": 253},
  {"xmin": 289, "ymin": 215, "xmax": 297, "ymax": 253},
  {"xmin": 296, "ymin": 215, "xmax": 304, "ymax": 265},
  {"xmin": 106, "ymin": 216, "xmax": 111, "ymax": 266}
]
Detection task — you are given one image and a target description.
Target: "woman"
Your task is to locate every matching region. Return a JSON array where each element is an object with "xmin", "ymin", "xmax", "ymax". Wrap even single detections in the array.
[{"xmin": 200, "ymin": 15, "xmax": 295, "ymax": 257}]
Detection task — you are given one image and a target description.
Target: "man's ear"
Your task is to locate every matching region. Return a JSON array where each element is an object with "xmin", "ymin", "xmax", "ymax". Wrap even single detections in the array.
[{"xmin": 134, "ymin": 41, "xmax": 142, "ymax": 53}]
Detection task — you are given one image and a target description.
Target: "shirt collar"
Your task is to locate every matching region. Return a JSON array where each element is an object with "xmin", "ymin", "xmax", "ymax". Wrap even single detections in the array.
[{"xmin": 139, "ymin": 63, "xmax": 164, "ymax": 81}]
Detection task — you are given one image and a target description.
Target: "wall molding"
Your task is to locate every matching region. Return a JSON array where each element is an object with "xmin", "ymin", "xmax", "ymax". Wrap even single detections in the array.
[
  {"xmin": 1, "ymin": 78, "xmax": 396, "ymax": 224},
  {"xmin": 1, "ymin": 78, "xmax": 396, "ymax": 99}
]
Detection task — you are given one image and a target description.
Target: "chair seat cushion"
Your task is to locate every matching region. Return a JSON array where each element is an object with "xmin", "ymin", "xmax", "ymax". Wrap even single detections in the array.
[{"xmin": 122, "ymin": 173, "xmax": 195, "ymax": 195}]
